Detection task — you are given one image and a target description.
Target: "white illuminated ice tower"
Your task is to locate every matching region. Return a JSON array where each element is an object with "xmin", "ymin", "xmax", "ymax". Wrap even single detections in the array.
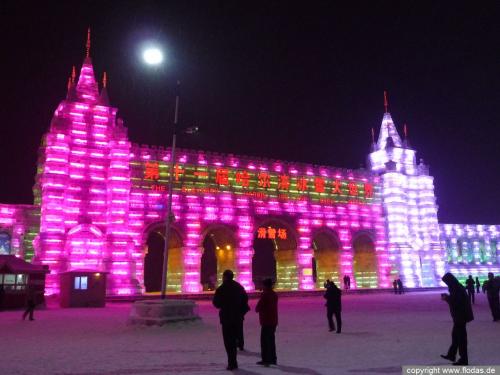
[{"xmin": 368, "ymin": 94, "xmax": 445, "ymax": 287}]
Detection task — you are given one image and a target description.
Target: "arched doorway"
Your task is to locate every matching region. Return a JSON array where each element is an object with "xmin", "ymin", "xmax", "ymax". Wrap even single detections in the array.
[
  {"xmin": 144, "ymin": 226, "xmax": 183, "ymax": 293},
  {"xmin": 352, "ymin": 233, "xmax": 378, "ymax": 288},
  {"xmin": 200, "ymin": 226, "xmax": 237, "ymax": 291},
  {"xmin": 312, "ymin": 230, "xmax": 341, "ymax": 288},
  {"xmin": 253, "ymin": 220, "xmax": 297, "ymax": 290}
]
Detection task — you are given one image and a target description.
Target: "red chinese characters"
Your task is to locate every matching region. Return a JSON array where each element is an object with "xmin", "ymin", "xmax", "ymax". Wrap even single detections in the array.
[
  {"xmin": 296, "ymin": 177, "xmax": 308, "ymax": 192},
  {"xmin": 364, "ymin": 183, "xmax": 374, "ymax": 198},
  {"xmin": 235, "ymin": 170, "xmax": 250, "ymax": 188},
  {"xmin": 258, "ymin": 172, "xmax": 271, "ymax": 188},
  {"xmin": 314, "ymin": 177, "xmax": 325, "ymax": 193},
  {"xmin": 144, "ymin": 161, "xmax": 160, "ymax": 180},
  {"xmin": 174, "ymin": 164, "xmax": 184, "ymax": 182},
  {"xmin": 257, "ymin": 227, "xmax": 288, "ymax": 240},
  {"xmin": 215, "ymin": 168, "xmax": 229, "ymax": 185},
  {"xmin": 332, "ymin": 179, "xmax": 342, "ymax": 194},
  {"xmin": 348, "ymin": 181, "xmax": 358, "ymax": 196},
  {"xmin": 278, "ymin": 175, "xmax": 290, "ymax": 190}
]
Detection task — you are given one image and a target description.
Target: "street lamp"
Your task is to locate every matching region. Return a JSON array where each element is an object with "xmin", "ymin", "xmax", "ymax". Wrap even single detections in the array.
[{"xmin": 142, "ymin": 46, "xmax": 178, "ymax": 300}]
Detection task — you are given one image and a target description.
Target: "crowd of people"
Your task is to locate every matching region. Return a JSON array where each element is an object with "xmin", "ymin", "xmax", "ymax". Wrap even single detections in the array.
[
  {"xmin": 212, "ymin": 270, "xmax": 500, "ymax": 371},
  {"xmin": 2, "ymin": 267, "xmax": 498, "ymax": 370}
]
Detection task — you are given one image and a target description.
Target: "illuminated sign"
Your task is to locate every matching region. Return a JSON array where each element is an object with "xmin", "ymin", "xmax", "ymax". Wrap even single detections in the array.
[
  {"xmin": 134, "ymin": 161, "xmax": 376, "ymax": 205},
  {"xmin": 257, "ymin": 227, "xmax": 287, "ymax": 240}
]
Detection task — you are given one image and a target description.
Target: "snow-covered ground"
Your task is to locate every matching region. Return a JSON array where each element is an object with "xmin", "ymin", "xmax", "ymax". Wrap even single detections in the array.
[{"xmin": 0, "ymin": 291, "xmax": 498, "ymax": 375}]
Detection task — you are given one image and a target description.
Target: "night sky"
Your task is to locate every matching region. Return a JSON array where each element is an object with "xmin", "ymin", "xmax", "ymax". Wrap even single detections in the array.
[{"xmin": 1, "ymin": 1, "xmax": 499, "ymax": 224}]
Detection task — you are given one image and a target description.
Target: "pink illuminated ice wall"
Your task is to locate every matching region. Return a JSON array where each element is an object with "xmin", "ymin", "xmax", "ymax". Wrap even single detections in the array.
[
  {"xmin": 126, "ymin": 146, "xmax": 389, "ymax": 293},
  {"xmin": 25, "ymin": 48, "xmax": 389, "ymax": 295},
  {"xmin": 33, "ymin": 52, "xmax": 138, "ymax": 295}
]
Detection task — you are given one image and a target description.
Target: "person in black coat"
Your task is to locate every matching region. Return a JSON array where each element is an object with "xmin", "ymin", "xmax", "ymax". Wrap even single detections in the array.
[
  {"xmin": 0, "ymin": 285, "xmax": 4, "ymax": 311},
  {"xmin": 475, "ymin": 277, "xmax": 480, "ymax": 294},
  {"xmin": 440, "ymin": 272, "xmax": 474, "ymax": 366},
  {"xmin": 324, "ymin": 281, "xmax": 342, "ymax": 333},
  {"xmin": 396, "ymin": 278, "xmax": 404, "ymax": 294},
  {"xmin": 255, "ymin": 278, "xmax": 278, "ymax": 367},
  {"xmin": 465, "ymin": 275, "xmax": 475, "ymax": 304},
  {"xmin": 22, "ymin": 286, "xmax": 37, "ymax": 321},
  {"xmin": 393, "ymin": 279, "xmax": 398, "ymax": 294},
  {"xmin": 484, "ymin": 272, "xmax": 500, "ymax": 322},
  {"xmin": 213, "ymin": 269, "xmax": 249, "ymax": 371}
]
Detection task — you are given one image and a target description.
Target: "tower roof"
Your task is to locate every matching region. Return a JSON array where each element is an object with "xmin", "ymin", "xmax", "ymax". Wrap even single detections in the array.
[
  {"xmin": 376, "ymin": 112, "xmax": 403, "ymax": 150},
  {"xmin": 74, "ymin": 28, "xmax": 99, "ymax": 103}
]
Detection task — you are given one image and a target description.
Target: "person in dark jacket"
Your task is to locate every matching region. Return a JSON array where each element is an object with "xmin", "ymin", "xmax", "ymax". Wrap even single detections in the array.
[
  {"xmin": 484, "ymin": 272, "xmax": 500, "ymax": 322},
  {"xmin": 475, "ymin": 277, "xmax": 480, "ymax": 294},
  {"xmin": 237, "ymin": 294, "xmax": 250, "ymax": 351},
  {"xmin": 324, "ymin": 281, "xmax": 342, "ymax": 333},
  {"xmin": 22, "ymin": 286, "xmax": 37, "ymax": 321},
  {"xmin": 396, "ymin": 278, "xmax": 404, "ymax": 294},
  {"xmin": 213, "ymin": 269, "xmax": 249, "ymax": 371},
  {"xmin": 393, "ymin": 279, "xmax": 398, "ymax": 294},
  {"xmin": 465, "ymin": 275, "xmax": 475, "ymax": 304},
  {"xmin": 440, "ymin": 272, "xmax": 474, "ymax": 366},
  {"xmin": 255, "ymin": 278, "xmax": 278, "ymax": 367},
  {"xmin": 0, "ymin": 284, "xmax": 4, "ymax": 311}
]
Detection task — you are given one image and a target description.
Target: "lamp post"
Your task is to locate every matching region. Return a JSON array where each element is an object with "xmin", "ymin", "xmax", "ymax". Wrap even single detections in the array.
[
  {"xmin": 142, "ymin": 47, "xmax": 178, "ymax": 299},
  {"xmin": 129, "ymin": 47, "xmax": 199, "ymax": 326}
]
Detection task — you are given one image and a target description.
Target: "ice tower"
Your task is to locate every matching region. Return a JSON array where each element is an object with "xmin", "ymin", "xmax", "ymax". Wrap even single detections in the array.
[
  {"xmin": 368, "ymin": 93, "xmax": 445, "ymax": 287},
  {"xmin": 33, "ymin": 30, "xmax": 139, "ymax": 295}
]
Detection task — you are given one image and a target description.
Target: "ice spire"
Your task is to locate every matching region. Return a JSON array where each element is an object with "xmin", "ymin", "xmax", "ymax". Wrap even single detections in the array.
[
  {"xmin": 86, "ymin": 27, "xmax": 91, "ymax": 58},
  {"xmin": 376, "ymin": 91, "xmax": 402, "ymax": 150},
  {"xmin": 75, "ymin": 28, "xmax": 99, "ymax": 103},
  {"xmin": 403, "ymin": 123, "xmax": 411, "ymax": 148},
  {"xmin": 99, "ymin": 71, "xmax": 110, "ymax": 105}
]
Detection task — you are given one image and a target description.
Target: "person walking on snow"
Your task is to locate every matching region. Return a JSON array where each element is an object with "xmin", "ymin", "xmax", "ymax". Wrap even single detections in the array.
[
  {"xmin": 440, "ymin": 272, "xmax": 474, "ymax": 366},
  {"xmin": 324, "ymin": 280, "xmax": 342, "ymax": 333},
  {"xmin": 22, "ymin": 286, "xmax": 37, "ymax": 321},
  {"xmin": 484, "ymin": 272, "xmax": 500, "ymax": 322},
  {"xmin": 255, "ymin": 278, "xmax": 278, "ymax": 367},
  {"xmin": 213, "ymin": 269, "xmax": 249, "ymax": 371}
]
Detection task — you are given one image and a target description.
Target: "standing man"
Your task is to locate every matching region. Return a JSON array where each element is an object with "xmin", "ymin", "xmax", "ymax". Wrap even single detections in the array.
[
  {"xmin": 397, "ymin": 278, "xmax": 404, "ymax": 294},
  {"xmin": 0, "ymin": 284, "xmax": 4, "ymax": 311},
  {"xmin": 237, "ymin": 294, "xmax": 250, "ymax": 351},
  {"xmin": 346, "ymin": 275, "xmax": 351, "ymax": 290},
  {"xmin": 484, "ymin": 272, "xmax": 500, "ymax": 322},
  {"xmin": 465, "ymin": 275, "xmax": 475, "ymax": 305},
  {"xmin": 393, "ymin": 279, "xmax": 398, "ymax": 294},
  {"xmin": 324, "ymin": 280, "xmax": 342, "ymax": 333},
  {"xmin": 440, "ymin": 272, "xmax": 474, "ymax": 366},
  {"xmin": 255, "ymin": 278, "xmax": 278, "ymax": 367},
  {"xmin": 213, "ymin": 269, "xmax": 249, "ymax": 371},
  {"xmin": 475, "ymin": 277, "xmax": 481, "ymax": 294}
]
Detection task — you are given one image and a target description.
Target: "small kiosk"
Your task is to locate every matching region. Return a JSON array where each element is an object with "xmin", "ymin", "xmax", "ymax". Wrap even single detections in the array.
[
  {"xmin": 59, "ymin": 270, "xmax": 108, "ymax": 308},
  {"xmin": 0, "ymin": 255, "xmax": 49, "ymax": 309}
]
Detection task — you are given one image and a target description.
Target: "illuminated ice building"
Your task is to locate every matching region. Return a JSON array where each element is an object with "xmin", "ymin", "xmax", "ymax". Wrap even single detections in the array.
[{"xmin": 0, "ymin": 42, "xmax": 498, "ymax": 296}]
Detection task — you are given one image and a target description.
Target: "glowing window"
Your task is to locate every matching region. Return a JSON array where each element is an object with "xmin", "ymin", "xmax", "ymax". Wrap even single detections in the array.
[{"xmin": 74, "ymin": 276, "xmax": 88, "ymax": 290}]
